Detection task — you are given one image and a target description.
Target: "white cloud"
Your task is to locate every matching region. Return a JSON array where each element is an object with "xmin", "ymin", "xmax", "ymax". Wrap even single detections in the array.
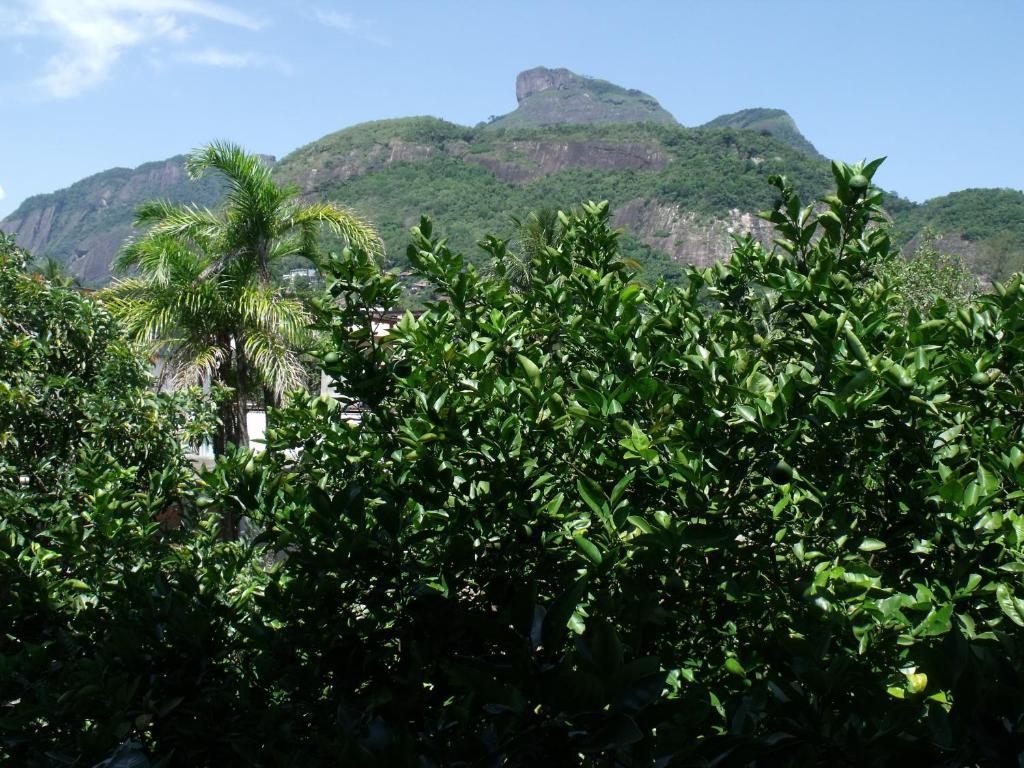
[
  {"xmin": 314, "ymin": 9, "xmax": 354, "ymax": 31},
  {"xmin": 181, "ymin": 47, "xmax": 291, "ymax": 74},
  {"xmin": 0, "ymin": 185, "xmax": 6, "ymax": 202},
  {"xmin": 5, "ymin": 0, "xmax": 264, "ymax": 99},
  {"xmin": 314, "ymin": 8, "xmax": 388, "ymax": 46}
]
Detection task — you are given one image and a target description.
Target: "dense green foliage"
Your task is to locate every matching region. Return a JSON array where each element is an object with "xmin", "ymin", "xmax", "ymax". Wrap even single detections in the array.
[
  {"xmin": 0, "ymin": 233, "xmax": 205, "ymax": 500},
  {"xmin": 5, "ymin": 161, "xmax": 1024, "ymax": 766},
  {"xmin": 899, "ymin": 188, "xmax": 1024, "ymax": 243},
  {"xmin": 0, "ymin": 232, "xmax": 224, "ymax": 766},
  {"xmin": 233, "ymin": 161, "xmax": 1024, "ymax": 764},
  {"xmin": 894, "ymin": 188, "xmax": 1024, "ymax": 281},
  {"xmin": 872, "ymin": 232, "xmax": 978, "ymax": 316}
]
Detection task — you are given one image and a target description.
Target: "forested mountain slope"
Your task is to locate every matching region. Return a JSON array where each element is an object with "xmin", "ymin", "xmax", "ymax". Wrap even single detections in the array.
[{"xmin": 3, "ymin": 67, "xmax": 1020, "ymax": 286}]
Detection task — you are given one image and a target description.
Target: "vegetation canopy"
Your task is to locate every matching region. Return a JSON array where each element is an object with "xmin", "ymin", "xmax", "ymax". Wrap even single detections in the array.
[
  {"xmin": 3, "ymin": 159, "xmax": 1024, "ymax": 766},
  {"xmin": 105, "ymin": 142, "xmax": 383, "ymax": 453}
]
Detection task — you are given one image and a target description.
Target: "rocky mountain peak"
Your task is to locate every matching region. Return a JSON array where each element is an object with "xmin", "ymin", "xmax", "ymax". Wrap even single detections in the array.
[
  {"xmin": 486, "ymin": 66, "xmax": 677, "ymax": 131},
  {"xmin": 515, "ymin": 66, "xmax": 581, "ymax": 102}
]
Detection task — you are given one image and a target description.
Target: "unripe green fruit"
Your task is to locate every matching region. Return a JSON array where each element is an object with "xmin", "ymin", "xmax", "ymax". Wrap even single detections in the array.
[
  {"xmin": 971, "ymin": 371, "xmax": 994, "ymax": 389},
  {"xmin": 849, "ymin": 174, "xmax": 869, "ymax": 191},
  {"xmin": 768, "ymin": 459, "xmax": 794, "ymax": 485},
  {"xmin": 323, "ymin": 351, "xmax": 340, "ymax": 365}
]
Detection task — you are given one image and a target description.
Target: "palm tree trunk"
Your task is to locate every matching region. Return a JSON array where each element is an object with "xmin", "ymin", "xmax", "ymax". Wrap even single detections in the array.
[
  {"xmin": 212, "ymin": 337, "xmax": 249, "ymax": 455},
  {"xmin": 214, "ymin": 389, "xmax": 249, "ymax": 454}
]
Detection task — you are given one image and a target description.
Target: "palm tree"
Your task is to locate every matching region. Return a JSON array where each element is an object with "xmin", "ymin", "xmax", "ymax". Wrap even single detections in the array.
[
  {"xmin": 134, "ymin": 141, "xmax": 382, "ymax": 286},
  {"xmin": 106, "ymin": 235, "xmax": 310, "ymax": 454},
  {"xmin": 106, "ymin": 141, "xmax": 382, "ymax": 453},
  {"xmin": 501, "ymin": 208, "xmax": 564, "ymax": 292}
]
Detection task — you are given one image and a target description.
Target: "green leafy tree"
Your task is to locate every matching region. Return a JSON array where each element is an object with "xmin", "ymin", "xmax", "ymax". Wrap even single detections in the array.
[
  {"xmin": 0, "ymin": 233, "xmax": 232, "ymax": 767},
  {"xmin": 8, "ymin": 160, "xmax": 1024, "ymax": 766},
  {"xmin": 107, "ymin": 141, "xmax": 383, "ymax": 452},
  {"xmin": 873, "ymin": 228, "xmax": 978, "ymax": 315},
  {"xmin": 186, "ymin": 159, "xmax": 1022, "ymax": 764},
  {"xmin": 0, "ymin": 233, "xmax": 203, "ymax": 499}
]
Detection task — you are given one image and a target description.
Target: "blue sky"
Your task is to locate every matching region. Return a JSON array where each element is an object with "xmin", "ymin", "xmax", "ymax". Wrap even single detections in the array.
[{"xmin": 0, "ymin": 0, "xmax": 1021, "ymax": 218}]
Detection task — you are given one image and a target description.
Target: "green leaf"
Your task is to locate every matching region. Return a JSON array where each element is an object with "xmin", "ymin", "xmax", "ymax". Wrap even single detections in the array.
[
  {"xmin": 996, "ymin": 583, "xmax": 1024, "ymax": 627},
  {"xmin": 858, "ymin": 538, "xmax": 887, "ymax": 552},
  {"xmin": 626, "ymin": 515, "xmax": 653, "ymax": 534},
  {"xmin": 734, "ymin": 404, "xmax": 758, "ymax": 424},
  {"xmin": 844, "ymin": 326, "xmax": 872, "ymax": 368},
  {"xmin": 914, "ymin": 604, "xmax": 953, "ymax": 637},
  {"xmin": 543, "ymin": 576, "xmax": 590, "ymax": 648},
  {"xmin": 577, "ymin": 477, "xmax": 607, "ymax": 518},
  {"xmin": 862, "ymin": 156, "xmax": 886, "ymax": 180},
  {"xmin": 724, "ymin": 657, "xmax": 745, "ymax": 677},
  {"xmin": 516, "ymin": 354, "xmax": 541, "ymax": 386},
  {"xmin": 619, "ymin": 284, "xmax": 641, "ymax": 304},
  {"xmin": 574, "ymin": 534, "xmax": 603, "ymax": 565},
  {"xmin": 610, "ymin": 471, "xmax": 635, "ymax": 506}
]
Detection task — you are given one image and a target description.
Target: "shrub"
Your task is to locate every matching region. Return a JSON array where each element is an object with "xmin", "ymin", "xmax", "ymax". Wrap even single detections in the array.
[
  {"xmin": 7, "ymin": 157, "xmax": 1024, "ymax": 765},
  {"xmin": 210, "ymin": 160, "xmax": 1023, "ymax": 764},
  {"xmin": 0, "ymin": 234, "xmax": 236, "ymax": 766}
]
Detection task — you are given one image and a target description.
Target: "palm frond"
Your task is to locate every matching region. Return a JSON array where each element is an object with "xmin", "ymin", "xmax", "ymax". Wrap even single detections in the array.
[
  {"xmin": 166, "ymin": 339, "xmax": 226, "ymax": 390},
  {"xmin": 132, "ymin": 200, "xmax": 223, "ymax": 247},
  {"xmin": 235, "ymin": 283, "xmax": 310, "ymax": 341},
  {"xmin": 187, "ymin": 141, "xmax": 284, "ymax": 231},
  {"xmin": 242, "ymin": 330, "xmax": 307, "ymax": 397},
  {"xmin": 114, "ymin": 234, "xmax": 209, "ymax": 283},
  {"xmin": 278, "ymin": 201, "xmax": 385, "ymax": 259}
]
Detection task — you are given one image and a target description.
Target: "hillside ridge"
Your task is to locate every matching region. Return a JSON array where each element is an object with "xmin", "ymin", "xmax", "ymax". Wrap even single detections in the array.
[{"xmin": 2, "ymin": 67, "xmax": 1021, "ymax": 286}]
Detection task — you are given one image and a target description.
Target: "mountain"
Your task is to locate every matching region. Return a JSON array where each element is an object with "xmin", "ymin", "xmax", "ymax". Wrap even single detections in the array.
[
  {"xmin": 700, "ymin": 108, "xmax": 819, "ymax": 155},
  {"xmin": 2, "ymin": 67, "xmax": 1021, "ymax": 287},
  {"xmin": 482, "ymin": 66, "xmax": 678, "ymax": 130},
  {"xmin": 894, "ymin": 188, "xmax": 1024, "ymax": 281},
  {"xmin": 1, "ymin": 157, "xmax": 225, "ymax": 284},
  {"xmin": 270, "ymin": 116, "xmax": 832, "ymax": 284}
]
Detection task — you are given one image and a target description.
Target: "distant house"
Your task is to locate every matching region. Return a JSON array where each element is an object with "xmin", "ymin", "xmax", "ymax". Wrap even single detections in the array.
[{"xmin": 282, "ymin": 268, "xmax": 323, "ymax": 289}]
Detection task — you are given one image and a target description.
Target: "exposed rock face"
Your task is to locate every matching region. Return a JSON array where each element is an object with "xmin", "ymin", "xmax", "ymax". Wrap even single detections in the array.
[
  {"xmin": 613, "ymin": 199, "xmax": 774, "ymax": 267},
  {"xmin": 516, "ymin": 67, "xmax": 579, "ymax": 102},
  {"xmin": 0, "ymin": 157, "xmax": 228, "ymax": 284},
  {"xmin": 486, "ymin": 67, "xmax": 677, "ymax": 130}
]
